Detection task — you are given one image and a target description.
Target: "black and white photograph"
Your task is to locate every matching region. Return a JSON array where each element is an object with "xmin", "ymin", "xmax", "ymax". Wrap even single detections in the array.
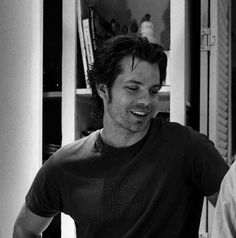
[{"xmin": 0, "ymin": 0, "xmax": 235, "ymax": 237}]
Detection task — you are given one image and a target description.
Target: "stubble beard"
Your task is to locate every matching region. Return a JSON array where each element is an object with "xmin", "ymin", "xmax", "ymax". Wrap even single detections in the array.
[{"xmin": 107, "ymin": 102, "xmax": 151, "ymax": 133}]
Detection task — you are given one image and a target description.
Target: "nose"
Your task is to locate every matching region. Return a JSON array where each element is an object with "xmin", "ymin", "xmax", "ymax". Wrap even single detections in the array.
[{"xmin": 136, "ymin": 91, "xmax": 153, "ymax": 107}]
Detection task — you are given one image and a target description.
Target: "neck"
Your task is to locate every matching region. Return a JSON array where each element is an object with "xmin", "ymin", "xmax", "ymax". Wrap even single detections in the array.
[{"xmin": 100, "ymin": 124, "xmax": 149, "ymax": 148}]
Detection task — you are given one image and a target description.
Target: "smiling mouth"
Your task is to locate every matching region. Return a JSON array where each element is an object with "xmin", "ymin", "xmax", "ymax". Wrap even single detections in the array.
[{"xmin": 131, "ymin": 111, "xmax": 148, "ymax": 117}]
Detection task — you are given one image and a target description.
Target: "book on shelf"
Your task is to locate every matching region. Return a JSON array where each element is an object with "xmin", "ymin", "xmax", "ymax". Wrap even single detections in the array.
[
  {"xmin": 77, "ymin": 37, "xmax": 88, "ymax": 89},
  {"xmin": 88, "ymin": 6, "xmax": 114, "ymax": 55},
  {"xmin": 77, "ymin": 4, "xmax": 115, "ymax": 89},
  {"xmin": 77, "ymin": 0, "xmax": 89, "ymax": 88},
  {"xmin": 82, "ymin": 18, "xmax": 95, "ymax": 68}
]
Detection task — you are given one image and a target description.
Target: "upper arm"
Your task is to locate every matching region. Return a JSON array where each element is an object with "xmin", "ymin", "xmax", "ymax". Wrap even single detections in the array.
[
  {"xmin": 13, "ymin": 202, "xmax": 54, "ymax": 237},
  {"xmin": 186, "ymin": 129, "xmax": 229, "ymax": 197}
]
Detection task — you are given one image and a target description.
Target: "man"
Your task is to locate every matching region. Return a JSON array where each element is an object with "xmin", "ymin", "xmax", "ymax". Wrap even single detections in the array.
[
  {"xmin": 211, "ymin": 161, "xmax": 236, "ymax": 238},
  {"xmin": 13, "ymin": 35, "xmax": 228, "ymax": 237}
]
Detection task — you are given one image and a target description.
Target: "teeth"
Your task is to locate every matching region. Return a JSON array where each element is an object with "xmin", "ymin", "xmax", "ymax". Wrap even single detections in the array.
[{"xmin": 133, "ymin": 111, "xmax": 147, "ymax": 116}]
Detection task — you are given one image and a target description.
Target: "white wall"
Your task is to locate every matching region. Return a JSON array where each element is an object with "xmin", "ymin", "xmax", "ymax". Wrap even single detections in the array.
[{"xmin": 0, "ymin": 1, "xmax": 43, "ymax": 237}]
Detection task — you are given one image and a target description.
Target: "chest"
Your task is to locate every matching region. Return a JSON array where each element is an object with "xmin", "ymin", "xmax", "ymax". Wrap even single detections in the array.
[{"xmin": 60, "ymin": 148, "xmax": 187, "ymax": 223}]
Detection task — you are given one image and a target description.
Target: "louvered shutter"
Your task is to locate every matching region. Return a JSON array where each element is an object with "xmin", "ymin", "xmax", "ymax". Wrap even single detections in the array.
[
  {"xmin": 199, "ymin": 0, "xmax": 232, "ymax": 236},
  {"xmin": 209, "ymin": 0, "xmax": 232, "ymax": 162}
]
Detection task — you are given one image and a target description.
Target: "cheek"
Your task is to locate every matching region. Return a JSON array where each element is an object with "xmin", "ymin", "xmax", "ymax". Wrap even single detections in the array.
[
  {"xmin": 152, "ymin": 99, "xmax": 160, "ymax": 115},
  {"xmin": 153, "ymin": 97, "xmax": 159, "ymax": 106},
  {"xmin": 109, "ymin": 99, "xmax": 127, "ymax": 113},
  {"xmin": 107, "ymin": 96, "xmax": 132, "ymax": 118},
  {"xmin": 111, "ymin": 90, "xmax": 131, "ymax": 105}
]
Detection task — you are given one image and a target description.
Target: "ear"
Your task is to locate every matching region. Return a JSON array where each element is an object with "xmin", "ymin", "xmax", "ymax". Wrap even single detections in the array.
[{"xmin": 96, "ymin": 84, "xmax": 108, "ymax": 100}]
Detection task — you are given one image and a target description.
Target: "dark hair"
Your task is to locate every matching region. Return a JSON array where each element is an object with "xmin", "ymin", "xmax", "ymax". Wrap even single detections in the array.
[{"xmin": 88, "ymin": 34, "xmax": 167, "ymax": 120}]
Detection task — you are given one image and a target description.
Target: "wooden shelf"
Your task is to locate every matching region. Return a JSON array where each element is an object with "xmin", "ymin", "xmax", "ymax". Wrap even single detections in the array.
[
  {"xmin": 43, "ymin": 91, "xmax": 62, "ymax": 98},
  {"xmin": 76, "ymin": 88, "xmax": 91, "ymax": 95},
  {"xmin": 43, "ymin": 86, "xmax": 170, "ymax": 99},
  {"xmin": 160, "ymin": 85, "xmax": 170, "ymax": 93},
  {"xmin": 76, "ymin": 85, "xmax": 170, "ymax": 96}
]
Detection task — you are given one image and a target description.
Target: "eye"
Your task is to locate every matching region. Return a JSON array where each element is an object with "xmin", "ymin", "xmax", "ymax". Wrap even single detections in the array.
[
  {"xmin": 150, "ymin": 88, "xmax": 159, "ymax": 95},
  {"xmin": 127, "ymin": 86, "xmax": 139, "ymax": 92}
]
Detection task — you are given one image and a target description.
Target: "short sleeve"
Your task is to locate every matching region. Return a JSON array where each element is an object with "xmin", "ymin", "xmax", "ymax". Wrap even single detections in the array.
[
  {"xmin": 186, "ymin": 128, "xmax": 229, "ymax": 196},
  {"xmin": 25, "ymin": 155, "xmax": 61, "ymax": 217}
]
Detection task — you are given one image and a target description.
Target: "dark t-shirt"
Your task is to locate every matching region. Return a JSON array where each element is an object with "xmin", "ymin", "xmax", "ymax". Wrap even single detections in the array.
[{"xmin": 26, "ymin": 118, "xmax": 229, "ymax": 237}]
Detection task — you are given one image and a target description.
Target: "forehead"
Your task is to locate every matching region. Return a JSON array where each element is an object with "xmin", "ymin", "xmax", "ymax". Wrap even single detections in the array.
[{"xmin": 118, "ymin": 55, "xmax": 160, "ymax": 84}]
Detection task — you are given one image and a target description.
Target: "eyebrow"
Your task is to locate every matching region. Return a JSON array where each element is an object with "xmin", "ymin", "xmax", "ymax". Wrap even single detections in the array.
[
  {"xmin": 126, "ymin": 80, "xmax": 142, "ymax": 85},
  {"xmin": 126, "ymin": 79, "xmax": 160, "ymax": 88}
]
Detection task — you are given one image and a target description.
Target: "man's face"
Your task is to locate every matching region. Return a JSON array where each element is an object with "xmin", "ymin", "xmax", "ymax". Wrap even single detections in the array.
[{"xmin": 102, "ymin": 55, "xmax": 161, "ymax": 133}]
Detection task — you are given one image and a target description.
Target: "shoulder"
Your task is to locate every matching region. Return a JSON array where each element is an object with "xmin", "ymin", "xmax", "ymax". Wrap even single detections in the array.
[
  {"xmin": 151, "ymin": 118, "xmax": 223, "ymax": 156},
  {"xmin": 60, "ymin": 130, "xmax": 100, "ymax": 152},
  {"xmin": 48, "ymin": 130, "xmax": 101, "ymax": 166},
  {"xmin": 215, "ymin": 162, "xmax": 236, "ymax": 207},
  {"xmin": 228, "ymin": 161, "xmax": 236, "ymax": 174},
  {"xmin": 151, "ymin": 118, "xmax": 196, "ymax": 143},
  {"xmin": 223, "ymin": 161, "xmax": 236, "ymax": 188}
]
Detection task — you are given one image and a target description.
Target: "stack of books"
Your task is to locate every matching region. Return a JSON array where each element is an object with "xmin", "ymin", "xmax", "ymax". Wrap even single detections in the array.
[{"xmin": 77, "ymin": 5, "xmax": 113, "ymax": 88}]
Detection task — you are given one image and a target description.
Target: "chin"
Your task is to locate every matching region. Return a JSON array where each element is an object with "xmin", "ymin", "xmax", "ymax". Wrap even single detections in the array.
[{"xmin": 127, "ymin": 121, "xmax": 150, "ymax": 133}]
